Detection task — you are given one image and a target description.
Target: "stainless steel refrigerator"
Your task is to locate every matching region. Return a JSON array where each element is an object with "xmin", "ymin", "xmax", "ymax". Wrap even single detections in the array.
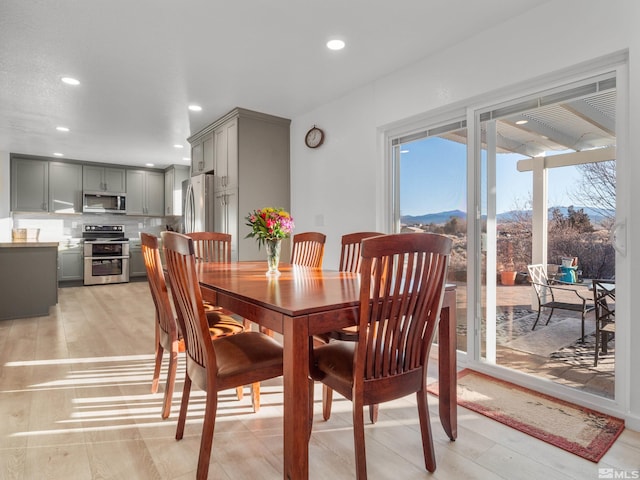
[{"xmin": 182, "ymin": 174, "xmax": 214, "ymax": 233}]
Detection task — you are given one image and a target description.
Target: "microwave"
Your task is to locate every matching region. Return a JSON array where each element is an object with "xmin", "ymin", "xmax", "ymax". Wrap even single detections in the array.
[{"xmin": 82, "ymin": 192, "xmax": 127, "ymax": 214}]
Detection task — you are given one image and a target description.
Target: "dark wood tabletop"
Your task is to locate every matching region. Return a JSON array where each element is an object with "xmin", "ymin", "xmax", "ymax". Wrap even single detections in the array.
[{"xmin": 197, "ymin": 261, "xmax": 457, "ymax": 480}]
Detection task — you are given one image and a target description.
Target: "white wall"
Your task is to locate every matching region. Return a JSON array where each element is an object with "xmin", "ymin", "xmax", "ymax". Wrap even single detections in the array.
[
  {"xmin": 290, "ymin": 0, "xmax": 640, "ymax": 428},
  {"xmin": 292, "ymin": 86, "xmax": 378, "ymax": 270}
]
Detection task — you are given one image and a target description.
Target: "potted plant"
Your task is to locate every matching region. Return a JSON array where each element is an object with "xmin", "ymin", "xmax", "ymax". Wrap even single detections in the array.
[{"xmin": 500, "ymin": 262, "xmax": 518, "ymax": 286}]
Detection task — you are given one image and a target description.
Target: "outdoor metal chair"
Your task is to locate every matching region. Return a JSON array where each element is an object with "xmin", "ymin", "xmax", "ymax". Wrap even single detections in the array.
[
  {"xmin": 527, "ymin": 264, "xmax": 594, "ymax": 342},
  {"xmin": 592, "ymin": 279, "xmax": 615, "ymax": 366}
]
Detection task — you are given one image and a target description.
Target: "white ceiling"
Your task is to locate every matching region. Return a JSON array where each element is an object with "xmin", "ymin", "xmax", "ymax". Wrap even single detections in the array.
[{"xmin": 1, "ymin": 0, "xmax": 547, "ymax": 169}]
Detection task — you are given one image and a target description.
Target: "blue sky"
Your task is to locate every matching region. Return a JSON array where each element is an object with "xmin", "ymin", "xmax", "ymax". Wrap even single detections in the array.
[{"xmin": 400, "ymin": 136, "xmax": 583, "ymax": 216}]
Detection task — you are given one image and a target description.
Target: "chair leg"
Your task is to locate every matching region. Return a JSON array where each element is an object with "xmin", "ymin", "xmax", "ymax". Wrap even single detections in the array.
[
  {"xmin": 196, "ymin": 389, "xmax": 218, "ymax": 480},
  {"xmin": 544, "ymin": 308, "xmax": 555, "ymax": 326},
  {"xmin": 416, "ymin": 390, "xmax": 436, "ymax": 472},
  {"xmin": 151, "ymin": 343, "xmax": 163, "ymax": 393},
  {"xmin": 175, "ymin": 375, "xmax": 192, "ymax": 440},
  {"xmin": 369, "ymin": 404, "xmax": 379, "ymax": 424},
  {"xmin": 308, "ymin": 379, "xmax": 315, "ymax": 440},
  {"xmin": 161, "ymin": 344, "xmax": 179, "ymax": 419},
  {"xmin": 531, "ymin": 310, "xmax": 542, "ymax": 330},
  {"xmin": 251, "ymin": 382, "xmax": 260, "ymax": 412},
  {"xmin": 352, "ymin": 397, "xmax": 368, "ymax": 480},
  {"xmin": 322, "ymin": 385, "xmax": 333, "ymax": 421},
  {"xmin": 594, "ymin": 322, "xmax": 601, "ymax": 367}
]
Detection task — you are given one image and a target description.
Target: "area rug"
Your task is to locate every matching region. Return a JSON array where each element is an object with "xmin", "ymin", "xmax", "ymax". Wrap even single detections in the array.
[
  {"xmin": 427, "ymin": 369, "xmax": 624, "ymax": 462},
  {"xmin": 550, "ymin": 332, "xmax": 615, "ymax": 373},
  {"xmin": 501, "ymin": 315, "xmax": 595, "ymax": 357}
]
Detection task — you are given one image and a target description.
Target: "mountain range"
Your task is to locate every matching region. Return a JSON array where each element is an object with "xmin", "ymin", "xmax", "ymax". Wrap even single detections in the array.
[{"xmin": 401, "ymin": 206, "xmax": 614, "ymax": 225}]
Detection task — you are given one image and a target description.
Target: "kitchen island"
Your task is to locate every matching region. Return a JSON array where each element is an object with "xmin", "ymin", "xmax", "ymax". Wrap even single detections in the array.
[{"xmin": 0, "ymin": 241, "xmax": 59, "ymax": 320}]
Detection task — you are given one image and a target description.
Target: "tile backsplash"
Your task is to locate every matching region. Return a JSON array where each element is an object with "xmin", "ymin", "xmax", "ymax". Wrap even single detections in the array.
[{"xmin": 7, "ymin": 213, "xmax": 183, "ymax": 242}]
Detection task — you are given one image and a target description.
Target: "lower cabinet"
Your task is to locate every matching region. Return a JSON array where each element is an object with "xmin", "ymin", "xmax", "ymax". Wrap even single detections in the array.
[{"xmin": 58, "ymin": 245, "xmax": 83, "ymax": 282}]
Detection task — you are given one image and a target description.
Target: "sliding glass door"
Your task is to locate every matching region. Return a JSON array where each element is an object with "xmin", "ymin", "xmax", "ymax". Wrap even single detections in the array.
[{"xmin": 477, "ymin": 73, "xmax": 618, "ymax": 400}]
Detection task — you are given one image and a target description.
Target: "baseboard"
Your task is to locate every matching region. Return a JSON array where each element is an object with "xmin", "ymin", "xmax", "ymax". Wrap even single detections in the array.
[{"xmin": 624, "ymin": 412, "xmax": 640, "ymax": 432}]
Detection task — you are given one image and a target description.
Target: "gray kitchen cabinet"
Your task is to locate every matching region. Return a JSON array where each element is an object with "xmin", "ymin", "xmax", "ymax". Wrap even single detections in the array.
[
  {"xmin": 188, "ymin": 108, "xmax": 290, "ymax": 261},
  {"xmin": 214, "ymin": 118, "xmax": 238, "ymax": 191},
  {"xmin": 213, "ymin": 188, "xmax": 239, "ymax": 259},
  {"xmin": 58, "ymin": 244, "xmax": 83, "ymax": 281},
  {"xmin": 50, "ymin": 162, "xmax": 83, "ymax": 213},
  {"xmin": 126, "ymin": 169, "xmax": 164, "ymax": 216},
  {"xmin": 83, "ymin": 165, "xmax": 126, "ymax": 193},
  {"xmin": 164, "ymin": 165, "xmax": 189, "ymax": 216},
  {"xmin": 190, "ymin": 132, "xmax": 214, "ymax": 176},
  {"xmin": 128, "ymin": 242, "xmax": 146, "ymax": 277},
  {"xmin": 10, "ymin": 157, "xmax": 49, "ymax": 212},
  {"xmin": 0, "ymin": 243, "xmax": 58, "ymax": 319}
]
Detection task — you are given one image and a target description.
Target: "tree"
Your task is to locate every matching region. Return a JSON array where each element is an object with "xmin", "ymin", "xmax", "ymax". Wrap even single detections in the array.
[
  {"xmin": 570, "ymin": 160, "xmax": 616, "ymax": 222},
  {"xmin": 549, "ymin": 206, "xmax": 594, "ymax": 233}
]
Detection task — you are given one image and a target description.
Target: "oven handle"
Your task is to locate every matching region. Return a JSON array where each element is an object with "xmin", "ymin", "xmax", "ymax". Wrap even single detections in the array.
[{"xmin": 86, "ymin": 256, "xmax": 130, "ymax": 260}]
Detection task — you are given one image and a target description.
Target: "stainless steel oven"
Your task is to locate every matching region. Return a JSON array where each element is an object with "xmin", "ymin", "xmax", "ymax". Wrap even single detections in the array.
[{"xmin": 82, "ymin": 225, "xmax": 130, "ymax": 285}]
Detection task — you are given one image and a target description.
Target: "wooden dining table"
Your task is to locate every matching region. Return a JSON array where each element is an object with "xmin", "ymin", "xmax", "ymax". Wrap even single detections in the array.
[{"xmin": 197, "ymin": 261, "xmax": 457, "ymax": 480}]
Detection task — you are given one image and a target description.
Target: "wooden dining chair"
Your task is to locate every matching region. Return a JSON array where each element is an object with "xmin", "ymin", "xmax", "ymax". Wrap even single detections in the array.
[
  {"xmin": 186, "ymin": 231, "xmax": 263, "ymax": 403},
  {"xmin": 310, "ymin": 232, "xmax": 452, "ymax": 478},
  {"xmin": 141, "ymin": 233, "xmax": 245, "ymax": 419},
  {"xmin": 290, "ymin": 231, "xmax": 326, "ymax": 267},
  {"xmin": 162, "ymin": 231, "xmax": 284, "ymax": 480},
  {"xmin": 186, "ymin": 231, "xmax": 232, "ymax": 263},
  {"xmin": 318, "ymin": 231, "xmax": 384, "ymax": 423}
]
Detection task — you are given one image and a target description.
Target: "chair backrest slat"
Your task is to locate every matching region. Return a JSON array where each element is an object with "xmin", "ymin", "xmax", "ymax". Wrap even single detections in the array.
[
  {"xmin": 339, "ymin": 232, "xmax": 383, "ymax": 273},
  {"xmin": 290, "ymin": 232, "xmax": 326, "ymax": 268},
  {"xmin": 162, "ymin": 232, "xmax": 216, "ymax": 375},
  {"xmin": 357, "ymin": 233, "xmax": 451, "ymax": 382},
  {"xmin": 187, "ymin": 232, "xmax": 232, "ymax": 263},
  {"xmin": 141, "ymin": 233, "xmax": 176, "ymax": 339}
]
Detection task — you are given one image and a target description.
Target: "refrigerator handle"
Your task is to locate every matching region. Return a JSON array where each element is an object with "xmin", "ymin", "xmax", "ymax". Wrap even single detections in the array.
[{"xmin": 185, "ymin": 182, "xmax": 194, "ymax": 233}]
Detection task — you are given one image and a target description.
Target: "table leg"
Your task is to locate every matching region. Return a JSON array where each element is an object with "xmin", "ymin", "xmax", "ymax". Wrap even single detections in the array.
[
  {"xmin": 283, "ymin": 314, "xmax": 310, "ymax": 480},
  {"xmin": 438, "ymin": 287, "xmax": 457, "ymax": 441}
]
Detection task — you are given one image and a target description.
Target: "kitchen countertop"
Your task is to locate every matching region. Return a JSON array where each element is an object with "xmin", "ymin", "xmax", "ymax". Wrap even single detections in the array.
[{"xmin": 0, "ymin": 241, "xmax": 60, "ymax": 248}]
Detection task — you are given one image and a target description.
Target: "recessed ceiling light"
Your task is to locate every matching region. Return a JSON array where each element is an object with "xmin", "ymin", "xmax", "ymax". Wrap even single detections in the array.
[
  {"xmin": 61, "ymin": 77, "xmax": 80, "ymax": 86},
  {"xmin": 56, "ymin": 126, "xmax": 70, "ymax": 132},
  {"xmin": 146, "ymin": 163, "xmax": 155, "ymax": 167},
  {"xmin": 515, "ymin": 120, "xmax": 528, "ymax": 125},
  {"xmin": 326, "ymin": 39, "xmax": 345, "ymax": 51},
  {"xmin": 188, "ymin": 105, "xmax": 202, "ymax": 112},
  {"xmin": 174, "ymin": 144, "xmax": 184, "ymax": 149},
  {"xmin": 182, "ymin": 157, "xmax": 190, "ymax": 161},
  {"xmin": 53, "ymin": 152, "xmax": 64, "ymax": 156}
]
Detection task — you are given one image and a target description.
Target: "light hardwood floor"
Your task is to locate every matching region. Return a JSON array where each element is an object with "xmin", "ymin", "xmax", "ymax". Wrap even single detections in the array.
[{"xmin": 1, "ymin": 282, "xmax": 638, "ymax": 479}]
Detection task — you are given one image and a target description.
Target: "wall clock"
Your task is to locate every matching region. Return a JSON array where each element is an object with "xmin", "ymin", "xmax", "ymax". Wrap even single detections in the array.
[{"xmin": 305, "ymin": 125, "xmax": 325, "ymax": 149}]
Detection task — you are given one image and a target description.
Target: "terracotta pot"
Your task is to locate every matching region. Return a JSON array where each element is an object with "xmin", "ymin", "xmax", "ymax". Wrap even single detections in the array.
[{"xmin": 500, "ymin": 271, "xmax": 517, "ymax": 286}]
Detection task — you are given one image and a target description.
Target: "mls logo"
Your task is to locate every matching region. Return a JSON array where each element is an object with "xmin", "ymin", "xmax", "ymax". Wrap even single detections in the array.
[{"xmin": 599, "ymin": 469, "xmax": 614, "ymax": 479}]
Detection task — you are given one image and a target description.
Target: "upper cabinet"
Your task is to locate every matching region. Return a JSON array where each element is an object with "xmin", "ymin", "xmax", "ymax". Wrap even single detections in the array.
[
  {"xmin": 10, "ymin": 157, "xmax": 49, "ymax": 212},
  {"xmin": 126, "ymin": 170, "xmax": 164, "ymax": 216},
  {"xmin": 164, "ymin": 165, "xmax": 189, "ymax": 216},
  {"xmin": 83, "ymin": 165, "xmax": 126, "ymax": 193},
  {"xmin": 50, "ymin": 162, "xmax": 83, "ymax": 213},
  {"xmin": 190, "ymin": 132, "xmax": 215, "ymax": 176},
  {"xmin": 214, "ymin": 118, "xmax": 238, "ymax": 191},
  {"xmin": 188, "ymin": 108, "xmax": 290, "ymax": 261}
]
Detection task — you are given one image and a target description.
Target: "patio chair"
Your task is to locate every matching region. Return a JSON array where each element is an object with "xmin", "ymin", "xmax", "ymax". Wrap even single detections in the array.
[
  {"xmin": 527, "ymin": 264, "xmax": 594, "ymax": 342},
  {"xmin": 592, "ymin": 279, "xmax": 615, "ymax": 366}
]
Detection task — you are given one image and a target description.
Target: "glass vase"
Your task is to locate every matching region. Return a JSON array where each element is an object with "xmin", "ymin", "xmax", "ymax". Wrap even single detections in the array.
[{"xmin": 265, "ymin": 239, "xmax": 281, "ymax": 275}]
